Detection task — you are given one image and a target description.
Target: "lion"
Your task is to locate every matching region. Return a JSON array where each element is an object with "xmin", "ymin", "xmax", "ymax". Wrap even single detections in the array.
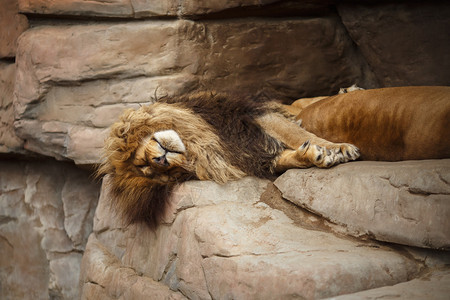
[
  {"xmin": 291, "ymin": 86, "xmax": 450, "ymax": 161},
  {"xmin": 98, "ymin": 92, "xmax": 360, "ymax": 227},
  {"xmin": 99, "ymin": 86, "xmax": 450, "ymax": 228}
]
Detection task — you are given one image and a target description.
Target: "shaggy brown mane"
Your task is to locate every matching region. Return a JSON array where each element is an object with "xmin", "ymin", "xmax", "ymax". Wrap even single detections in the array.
[
  {"xmin": 110, "ymin": 176, "xmax": 172, "ymax": 228},
  {"xmin": 98, "ymin": 92, "xmax": 287, "ymax": 228}
]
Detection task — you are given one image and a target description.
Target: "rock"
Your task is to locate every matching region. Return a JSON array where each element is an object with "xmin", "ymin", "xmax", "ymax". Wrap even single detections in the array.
[
  {"xmin": 6, "ymin": 1, "xmax": 450, "ymax": 298},
  {"xmin": 14, "ymin": 18, "xmax": 374, "ymax": 164},
  {"xmin": 19, "ymin": 0, "xmax": 135, "ymax": 18},
  {"xmin": 274, "ymin": 160, "xmax": 450, "ymax": 250},
  {"xmin": 80, "ymin": 175, "xmax": 422, "ymax": 299},
  {"xmin": 80, "ymin": 235, "xmax": 187, "ymax": 300},
  {"xmin": 0, "ymin": 160, "xmax": 100, "ymax": 299},
  {"xmin": 0, "ymin": 0, "xmax": 28, "ymax": 58},
  {"xmin": 338, "ymin": 2, "xmax": 450, "ymax": 86},
  {"xmin": 327, "ymin": 269, "xmax": 450, "ymax": 300},
  {"xmin": 18, "ymin": 0, "xmax": 328, "ymax": 18},
  {"xmin": 0, "ymin": 62, "xmax": 25, "ymax": 154}
]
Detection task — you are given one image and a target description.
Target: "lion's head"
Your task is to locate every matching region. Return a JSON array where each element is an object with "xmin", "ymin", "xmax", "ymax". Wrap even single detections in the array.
[
  {"xmin": 98, "ymin": 95, "xmax": 250, "ymax": 228},
  {"xmin": 97, "ymin": 105, "xmax": 196, "ymax": 228}
]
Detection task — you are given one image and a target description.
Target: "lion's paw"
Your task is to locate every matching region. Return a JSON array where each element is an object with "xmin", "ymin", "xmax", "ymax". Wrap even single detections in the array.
[{"xmin": 298, "ymin": 140, "xmax": 360, "ymax": 168}]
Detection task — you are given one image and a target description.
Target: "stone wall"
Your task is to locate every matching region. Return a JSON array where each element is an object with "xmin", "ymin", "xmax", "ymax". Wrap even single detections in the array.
[
  {"xmin": 1, "ymin": 0, "xmax": 449, "ymax": 299},
  {"xmin": 0, "ymin": 160, "xmax": 100, "ymax": 299}
]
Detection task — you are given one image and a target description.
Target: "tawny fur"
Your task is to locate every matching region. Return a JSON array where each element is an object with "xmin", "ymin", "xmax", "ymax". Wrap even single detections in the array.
[{"xmin": 297, "ymin": 86, "xmax": 450, "ymax": 161}]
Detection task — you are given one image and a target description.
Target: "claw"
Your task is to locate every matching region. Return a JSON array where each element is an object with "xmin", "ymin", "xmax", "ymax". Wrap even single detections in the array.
[{"xmin": 300, "ymin": 140, "xmax": 310, "ymax": 150}]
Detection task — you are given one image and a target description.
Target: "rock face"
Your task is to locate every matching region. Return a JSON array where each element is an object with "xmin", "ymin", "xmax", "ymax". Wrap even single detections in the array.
[
  {"xmin": 14, "ymin": 17, "xmax": 372, "ymax": 164},
  {"xmin": 274, "ymin": 160, "xmax": 450, "ymax": 250},
  {"xmin": 80, "ymin": 174, "xmax": 426, "ymax": 299},
  {"xmin": 0, "ymin": 62, "xmax": 25, "ymax": 154},
  {"xmin": 2, "ymin": 0, "xmax": 450, "ymax": 299},
  {"xmin": 0, "ymin": 0, "xmax": 28, "ymax": 58},
  {"xmin": 329, "ymin": 269, "xmax": 450, "ymax": 300},
  {"xmin": 338, "ymin": 2, "xmax": 450, "ymax": 87},
  {"xmin": 0, "ymin": 160, "xmax": 100, "ymax": 299},
  {"xmin": 17, "ymin": 0, "xmax": 326, "ymax": 18}
]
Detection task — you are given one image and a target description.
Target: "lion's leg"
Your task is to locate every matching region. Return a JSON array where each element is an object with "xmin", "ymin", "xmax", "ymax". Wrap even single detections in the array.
[
  {"xmin": 276, "ymin": 140, "xmax": 342, "ymax": 171},
  {"xmin": 257, "ymin": 113, "xmax": 360, "ymax": 168}
]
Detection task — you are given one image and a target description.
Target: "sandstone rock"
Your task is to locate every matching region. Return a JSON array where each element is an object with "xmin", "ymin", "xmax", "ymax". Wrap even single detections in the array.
[
  {"xmin": 274, "ymin": 160, "xmax": 450, "ymax": 250},
  {"xmin": 18, "ymin": 0, "xmax": 325, "ymax": 18},
  {"xmin": 81, "ymin": 175, "xmax": 422, "ymax": 299},
  {"xmin": 327, "ymin": 269, "xmax": 450, "ymax": 300},
  {"xmin": 0, "ymin": 62, "xmax": 25, "ymax": 154},
  {"xmin": 14, "ymin": 18, "xmax": 374, "ymax": 164},
  {"xmin": 180, "ymin": 0, "xmax": 280, "ymax": 15},
  {"xmin": 80, "ymin": 235, "xmax": 187, "ymax": 300},
  {"xmin": 0, "ymin": 160, "xmax": 100, "ymax": 299},
  {"xmin": 338, "ymin": 2, "xmax": 450, "ymax": 86},
  {"xmin": 19, "ymin": 0, "xmax": 135, "ymax": 18},
  {"xmin": 0, "ymin": 0, "xmax": 28, "ymax": 58}
]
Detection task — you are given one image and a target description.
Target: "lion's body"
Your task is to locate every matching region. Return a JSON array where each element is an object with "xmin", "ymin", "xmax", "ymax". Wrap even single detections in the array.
[{"xmin": 296, "ymin": 86, "xmax": 450, "ymax": 161}]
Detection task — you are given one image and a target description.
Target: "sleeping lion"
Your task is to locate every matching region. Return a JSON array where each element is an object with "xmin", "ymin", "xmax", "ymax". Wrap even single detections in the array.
[{"xmin": 98, "ymin": 86, "xmax": 450, "ymax": 228}]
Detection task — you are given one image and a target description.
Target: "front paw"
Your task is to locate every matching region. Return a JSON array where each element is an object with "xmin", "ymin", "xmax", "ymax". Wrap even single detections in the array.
[
  {"xmin": 298, "ymin": 140, "xmax": 360, "ymax": 168},
  {"xmin": 332, "ymin": 143, "xmax": 360, "ymax": 163}
]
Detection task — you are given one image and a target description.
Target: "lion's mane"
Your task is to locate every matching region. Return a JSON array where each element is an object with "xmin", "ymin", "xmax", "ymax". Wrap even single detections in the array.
[{"xmin": 98, "ymin": 92, "xmax": 284, "ymax": 228}]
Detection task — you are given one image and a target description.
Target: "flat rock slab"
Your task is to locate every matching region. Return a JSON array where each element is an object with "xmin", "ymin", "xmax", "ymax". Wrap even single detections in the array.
[
  {"xmin": 81, "ymin": 175, "xmax": 422, "ymax": 299},
  {"xmin": 327, "ymin": 269, "xmax": 450, "ymax": 300},
  {"xmin": 274, "ymin": 160, "xmax": 450, "ymax": 250}
]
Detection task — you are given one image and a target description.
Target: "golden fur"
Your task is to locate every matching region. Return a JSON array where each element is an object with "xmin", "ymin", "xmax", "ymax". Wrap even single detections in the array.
[{"xmin": 294, "ymin": 86, "xmax": 450, "ymax": 161}]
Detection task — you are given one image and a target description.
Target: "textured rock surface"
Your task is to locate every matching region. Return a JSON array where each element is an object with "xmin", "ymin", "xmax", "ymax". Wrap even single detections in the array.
[
  {"xmin": 0, "ymin": 160, "xmax": 100, "ymax": 299},
  {"xmin": 0, "ymin": 62, "xmax": 25, "ymax": 154},
  {"xmin": 18, "ymin": 0, "xmax": 323, "ymax": 18},
  {"xmin": 338, "ymin": 2, "xmax": 450, "ymax": 86},
  {"xmin": 0, "ymin": 0, "xmax": 28, "ymax": 58},
  {"xmin": 275, "ymin": 160, "xmax": 450, "ymax": 250},
  {"xmin": 14, "ymin": 18, "xmax": 372, "ymax": 164},
  {"xmin": 328, "ymin": 269, "xmax": 450, "ymax": 300},
  {"xmin": 3, "ymin": 0, "xmax": 450, "ymax": 299},
  {"xmin": 80, "ymin": 175, "xmax": 424, "ymax": 299},
  {"xmin": 81, "ymin": 235, "xmax": 187, "ymax": 299}
]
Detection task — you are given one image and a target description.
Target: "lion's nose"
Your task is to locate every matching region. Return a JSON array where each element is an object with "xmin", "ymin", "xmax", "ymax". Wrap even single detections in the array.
[{"xmin": 153, "ymin": 155, "xmax": 169, "ymax": 167}]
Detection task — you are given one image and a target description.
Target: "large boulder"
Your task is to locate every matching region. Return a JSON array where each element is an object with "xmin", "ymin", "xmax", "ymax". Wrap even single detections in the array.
[
  {"xmin": 275, "ymin": 160, "xmax": 450, "ymax": 250},
  {"xmin": 80, "ymin": 175, "xmax": 423, "ymax": 299}
]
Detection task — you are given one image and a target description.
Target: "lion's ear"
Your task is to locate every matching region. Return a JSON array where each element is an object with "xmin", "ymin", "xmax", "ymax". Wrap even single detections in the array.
[{"xmin": 111, "ymin": 121, "xmax": 131, "ymax": 140}]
